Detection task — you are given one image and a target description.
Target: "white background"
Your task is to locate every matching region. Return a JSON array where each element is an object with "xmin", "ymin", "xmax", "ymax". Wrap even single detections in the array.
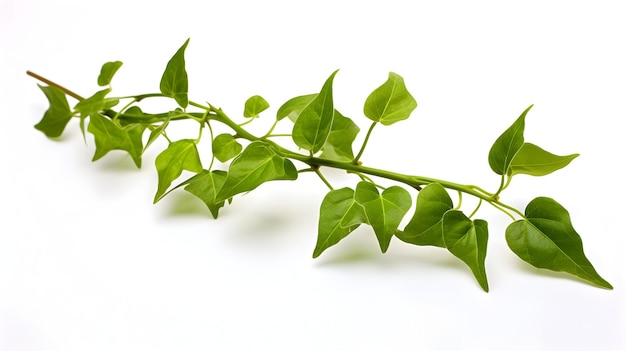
[{"xmin": 1, "ymin": 1, "xmax": 625, "ymax": 350}]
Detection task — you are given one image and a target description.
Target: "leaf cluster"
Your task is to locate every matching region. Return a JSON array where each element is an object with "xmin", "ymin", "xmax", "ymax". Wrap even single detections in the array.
[{"xmin": 30, "ymin": 39, "xmax": 612, "ymax": 292}]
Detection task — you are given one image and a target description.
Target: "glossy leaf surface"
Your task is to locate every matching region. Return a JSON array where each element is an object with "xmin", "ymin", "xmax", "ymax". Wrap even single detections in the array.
[
  {"xmin": 154, "ymin": 139, "xmax": 203, "ymax": 202},
  {"xmin": 443, "ymin": 211, "xmax": 489, "ymax": 292},
  {"xmin": 160, "ymin": 38, "xmax": 189, "ymax": 108},
  {"xmin": 243, "ymin": 95, "xmax": 269, "ymax": 118},
  {"xmin": 292, "ymin": 70, "xmax": 338, "ymax": 153},
  {"xmin": 398, "ymin": 183, "xmax": 453, "ymax": 247},
  {"xmin": 216, "ymin": 142, "xmax": 297, "ymax": 201},
  {"xmin": 212, "ymin": 133, "xmax": 242, "ymax": 162},
  {"xmin": 508, "ymin": 142, "xmax": 579, "ymax": 176},
  {"xmin": 88, "ymin": 113, "xmax": 145, "ymax": 168},
  {"xmin": 363, "ymin": 72, "xmax": 417, "ymax": 125},
  {"xmin": 506, "ymin": 197, "xmax": 612, "ymax": 289},
  {"xmin": 320, "ymin": 110, "xmax": 360, "ymax": 161},
  {"xmin": 354, "ymin": 182, "xmax": 412, "ymax": 253},
  {"xmin": 34, "ymin": 85, "xmax": 73, "ymax": 137},
  {"xmin": 184, "ymin": 170, "xmax": 228, "ymax": 218},
  {"xmin": 313, "ymin": 188, "xmax": 365, "ymax": 258},
  {"xmin": 97, "ymin": 61, "xmax": 123, "ymax": 86}
]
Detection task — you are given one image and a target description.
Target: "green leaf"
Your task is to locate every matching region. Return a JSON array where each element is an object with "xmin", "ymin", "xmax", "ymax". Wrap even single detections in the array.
[
  {"xmin": 74, "ymin": 89, "xmax": 119, "ymax": 117},
  {"xmin": 212, "ymin": 134, "xmax": 243, "ymax": 162},
  {"xmin": 243, "ymin": 95, "xmax": 270, "ymax": 118},
  {"xmin": 276, "ymin": 94, "xmax": 317, "ymax": 121},
  {"xmin": 97, "ymin": 61, "xmax": 123, "ymax": 86},
  {"xmin": 442, "ymin": 211, "xmax": 489, "ymax": 292},
  {"xmin": 160, "ymin": 38, "xmax": 190, "ymax": 108},
  {"xmin": 292, "ymin": 70, "xmax": 338, "ymax": 153},
  {"xmin": 354, "ymin": 182, "xmax": 412, "ymax": 253},
  {"xmin": 505, "ymin": 197, "xmax": 612, "ymax": 289},
  {"xmin": 154, "ymin": 139, "xmax": 203, "ymax": 202},
  {"xmin": 34, "ymin": 85, "xmax": 73, "ymax": 138},
  {"xmin": 144, "ymin": 119, "xmax": 169, "ymax": 153},
  {"xmin": 398, "ymin": 183, "xmax": 453, "ymax": 247},
  {"xmin": 363, "ymin": 72, "xmax": 417, "ymax": 125},
  {"xmin": 184, "ymin": 170, "xmax": 228, "ymax": 218},
  {"xmin": 216, "ymin": 141, "xmax": 297, "ymax": 201},
  {"xmin": 313, "ymin": 188, "xmax": 366, "ymax": 258},
  {"xmin": 508, "ymin": 142, "xmax": 579, "ymax": 177},
  {"xmin": 87, "ymin": 113, "xmax": 145, "ymax": 167},
  {"xmin": 488, "ymin": 105, "xmax": 531, "ymax": 175},
  {"xmin": 320, "ymin": 110, "xmax": 360, "ymax": 161}
]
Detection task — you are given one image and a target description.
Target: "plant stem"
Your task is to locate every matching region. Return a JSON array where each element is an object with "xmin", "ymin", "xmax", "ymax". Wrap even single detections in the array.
[
  {"xmin": 27, "ymin": 71, "xmax": 85, "ymax": 101},
  {"xmin": 353, "ymin": 122, "xmax": 377, "ymax": 164}
]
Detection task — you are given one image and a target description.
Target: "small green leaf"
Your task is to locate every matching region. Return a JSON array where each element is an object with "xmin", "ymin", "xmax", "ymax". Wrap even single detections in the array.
[
  {"xmin": 506, "ymin": 197, "xmax": 612, "ymax": 289},
  {"xmin": 212, "ymin": 134, "xmax": 243, "ymax": 162},
  {"xmin": 508, "ymin": 142, "xmax": 579, "ymax": 177},
  {"xmin": 443, "ymin": 211, "xmax": 489, "ymax": 292},
  {"xmin": 313, "ymin": 188, "xmax": 366, "ymax": 258},
  {"xmin": 184, "ymin": 170, "xmax": 228, "ymax": 218},
  {"xmin": 74, "ymin": 89, "xmax": 119, "ymax": 117},
  {"xmin": 160, "ymin": 38, "xmax": 190, "ymax": 108},
  {"xmin": 87, "ymin": 113, "xmax": 145, "ymax": 167},
  {"xmin": 276, "ymin": 94, "xmax": 317, "ymax": 121},
  {"xmin": 97, "ymin": 61, "xmax": 123, "ymax": 86},
  {"xmin": 243, "ymin": 95, "xmax": 270, "ymax": 118},
  {"xmin": 488, "ymin": 105, "xmax": 531, "ymax": 175},
  {"xmin": 354, "ymin": 182, "xmax": 412, "ymax": 253},
  {"xmin": 292, "ymin": 70, "xmax": 338, "ymax": 153},
  {"xmin": 34, "ymin": 85, "xmax": 73, "ymax": 138},
  {"xmin": 398, "ymin": 183, "xmax": 453, "ymax": 247},
  {"xmin": 320, "ymin": 110, "xmax": 360, "ymax": 161},
  {"xmin": 216, "ymin": 142, "xmax": 297, "ymax": 201},
  {"xmin": 144, "ymin": 119, "xmax": 169, "ymax": 153},
  {"xmin": 363, "ymin": 72, "xmax": 417, "ymax": 125},
  {"xmin": 154, "ymin": 139, "xmax": 203, "ymax": 202}
]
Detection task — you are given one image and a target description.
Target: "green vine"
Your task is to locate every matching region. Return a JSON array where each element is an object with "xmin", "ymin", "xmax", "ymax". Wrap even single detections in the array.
[{"xmin": 28, "ymin": 38, "xmax": 612, "ymax": 292}]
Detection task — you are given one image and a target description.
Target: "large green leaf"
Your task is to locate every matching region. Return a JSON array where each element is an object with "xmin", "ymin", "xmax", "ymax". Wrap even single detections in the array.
[
  {"xmin": 87, "ymin": 113, "xmax": 145, "ymax": 168},
  {"xmin": 320, "ymin": 110, "xmax": 360, "ymax": 161},
  {"xmin": 97, "ymin": 61, "xmax": 123, "ymax": 86},
  {"xmin": 354, "ymin": 182, "xmax": 412, "ymax": 253},
  {"xmin": 398, "ymin": 183, "xmax": 453, "ymax": 247},
  {"xmin": 443, "ymin": 211, "xmax": 489, "ymax": 292},
  {"xmin": 313, "ymin": 188, "xmax": 366, "ymax": 258},
  {"xmin": 506, "ymin": 197, "xmax": 612, "ymax": 289},
  {"xmin": 243, "ymin": 95, "xmax": 270, "ymax": 118},
  {"xmin": 216, "ymin": 141, "xmax": 297, "ymax": 201},
  {"xmin": 153, "ymin": 139, "xmax": 203, "ymax": 202},
  {"xmin": 292, "ymin": 70, "xmax": 338, "ymax": 153},
  {"xmin": 508, "ymin": 142, "xmax": 579, "ymax": 176},
  {"xmin": 212, "ymin": 133, "xmax": 242, "ymax": 162},
  {"xmin": 34, "ymin": 85, "xmax": 73, "ymax": 138},
  {"xmin": 363, "ymin": 72, "xmax": 417, "ymax": 125},
  {"xmin": 184, "ymin": 170, "xmax": 228, "ymax": 218},
  {"xmin": 276, "ymin": 94, "xmax": 317, "ymax": 121},
  {"xmin": 160, "ymin": 38, "xmax": 190, "ymax": 108},
  {"xmin": 488, "ymin": 105, "xmax": 530, "ymax": 175}
]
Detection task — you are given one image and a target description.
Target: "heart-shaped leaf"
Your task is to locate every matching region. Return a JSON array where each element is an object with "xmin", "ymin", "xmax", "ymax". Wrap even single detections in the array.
[
  {"xmin": 398, "ymin": 183, "xmax": 453, "ymax": 247},
  {"xmin": 243, "ymin": 95, "xmax": 270, "ymax": 118},
  {"xmin": 443, "ymin": 211, "xmax": 489, "ymax": 292},
  {"xmin": 354, "ymin": 181, "xmax": 412, "ymax": 253},
  {"xmin": 160, "ymin": 38, "xmax": 189, "ymax": 108},
  {"xmin": 508, "ymin": 142, "xmax": 579, "ymax": 176},
  {"xmin": 506, "ymin": 197, "xmax": 612, "ymax": 289},
  {"xmin": 363, "ymin": 72, "xmax": 417, "ymax": 126}
]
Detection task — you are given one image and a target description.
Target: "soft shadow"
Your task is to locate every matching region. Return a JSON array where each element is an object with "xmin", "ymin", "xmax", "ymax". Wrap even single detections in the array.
[
  {"xmin": 94, "ymin": 152, "xmax": 142, "ymax": 172},
  {"xmin": 162, "ymin": 192, "xmax": 214, "ymax": 218}
]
